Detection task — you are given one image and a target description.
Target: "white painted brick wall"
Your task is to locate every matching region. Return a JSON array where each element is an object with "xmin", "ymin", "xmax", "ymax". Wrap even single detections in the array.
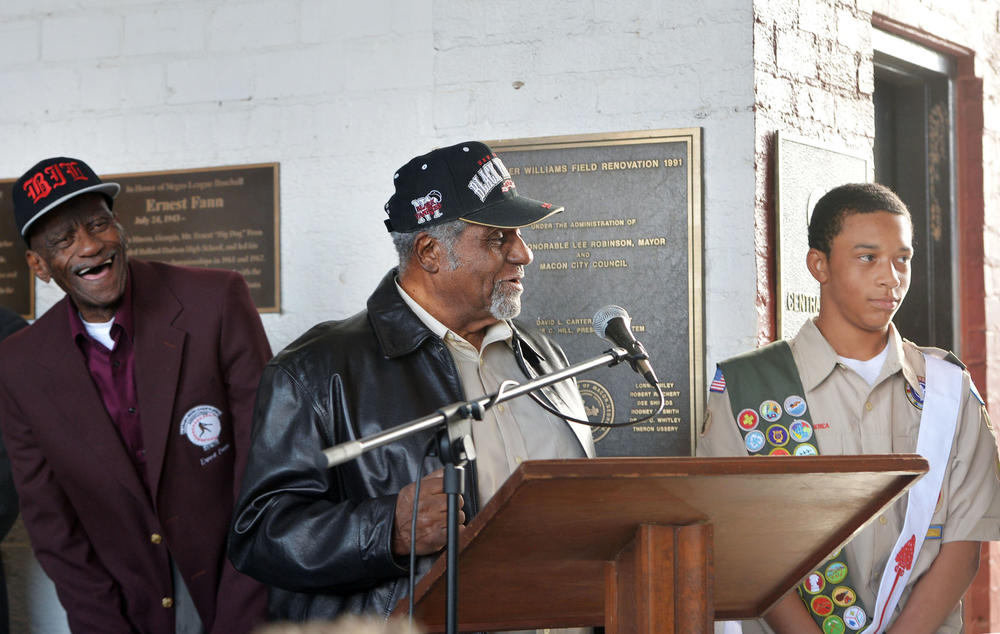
[
  {"xmin": 2, "ymin": 0, "xmax": 996, "ymax": 628},
  {"xmin": 122, "ymin": 7, "xmax": 207, "ymax": 56},
  {"xmin": 0, "ymin": 0, "xmax": 757, "ymax": 630},
  {"xmin": 41, "ymin": 14, "xmax": 122, "ymax": 61}
]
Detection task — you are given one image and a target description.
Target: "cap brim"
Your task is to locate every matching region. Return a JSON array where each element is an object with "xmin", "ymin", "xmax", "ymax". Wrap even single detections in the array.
[
  {"xmin": 20, "ymin": 182, "xmax": 121, "ymax": 237},
  {"xmin": 459, "ymin": 195, "xmax": 564, "ymax": 229}
]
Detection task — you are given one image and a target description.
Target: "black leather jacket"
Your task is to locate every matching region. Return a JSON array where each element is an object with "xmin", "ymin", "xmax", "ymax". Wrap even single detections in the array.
[{"xmin": 228, "ymin": 269, "xmax": 591, "ymax": 621}]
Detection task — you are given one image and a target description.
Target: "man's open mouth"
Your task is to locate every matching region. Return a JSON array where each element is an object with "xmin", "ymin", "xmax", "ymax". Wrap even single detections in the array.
[{"xmin": 76, "ymin": 255, "xmax": 115, "ymax": 280}]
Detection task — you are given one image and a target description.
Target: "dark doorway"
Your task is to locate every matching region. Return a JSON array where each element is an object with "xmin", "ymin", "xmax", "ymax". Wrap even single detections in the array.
[{"xmin": 873, "ymin": 50, "xmax": 954, "ymax": 350}]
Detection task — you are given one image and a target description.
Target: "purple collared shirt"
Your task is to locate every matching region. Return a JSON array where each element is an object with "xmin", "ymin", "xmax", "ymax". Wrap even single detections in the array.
[{"xmin": 69, "ymin": 279, "xmax": 146, "ymax": 485}]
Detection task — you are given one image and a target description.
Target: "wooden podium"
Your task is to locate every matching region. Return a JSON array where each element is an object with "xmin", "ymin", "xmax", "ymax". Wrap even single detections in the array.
[{"xmin": 399, "ymin": 455, "xmax": 927, "ymax": 633}]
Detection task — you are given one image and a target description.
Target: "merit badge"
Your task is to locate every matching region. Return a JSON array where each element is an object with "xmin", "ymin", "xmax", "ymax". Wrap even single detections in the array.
[
  {"xmin": 180, "ymin": 405, "xmax": 223, "ymax": 449},
  {"xmin": 843, "ymin": 605, "xmax": 867, "ymax": 630},
  {"xmin": 824, "ymin": 561, "xmax": 848, "ymax": 584},
  {"xmin": 784, "ymin": 395, "xmax": 807, "ymax": 417},
  {"xmin": 803, "ymin": 571, "xmax": 825, "ymax": 594},
  {"xmin": 710, "ymin": 367, "xmax": 726, "ymax": 393},
  {"xmin": 822, "ymin": 615, "xmax": 846, "ymax": 634},
  {"xmin": 793, "ymin": 443, "xmax": 818, "ymax": 456},
  {"xmin": 745, "ymin": 430, "xmax": 766, "ymax": 453},
  {"xmin": 737, "ymin": 408, "xmax": 759, "ymax": 431},
  {"xmin": 766, "ymin": 424, "xmax": 790, "ymax": 447},
  {"xmin": 759, "ymin": 399, "xmax": 782, "ymax": 422},
  {"xmin": 904, "ymin": 377, "xmax": 925, "ymax": 410},
  {"xmin": 789, "ymin": 419, "xmax": 813, "ymax": 442},
  {"xmin": 831, "ymin": 586, "xmax": 856, "ymax": 607},
  {"xmin": 769, "ymin": 447, "xmax": 791, "ymax": 456},
  {"xmin": 810, "ymin": 595, "xmax": 834, "ymax": 617}
]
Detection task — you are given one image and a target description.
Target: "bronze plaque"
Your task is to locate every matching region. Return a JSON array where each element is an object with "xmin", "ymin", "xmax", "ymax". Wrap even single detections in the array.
[
  {"xmin": 108, "ymin": 163, "xmax": 280, "ymax": 312},
  {"xmin": 492, "ymin": 130, "xmax": 704, "ymax": 457},
  {"xmin": 0, "ymin": 181, "xmax": 32, "ymax": 318},
  {"xmin": 0, "ymin": 163, "xmax": 280, "ymax": 317}
]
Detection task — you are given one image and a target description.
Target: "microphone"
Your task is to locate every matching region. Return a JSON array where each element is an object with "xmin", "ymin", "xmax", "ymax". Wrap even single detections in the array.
[{"xmin": 592, "ymin": 305, "xmax": 659, "ymax": 385}]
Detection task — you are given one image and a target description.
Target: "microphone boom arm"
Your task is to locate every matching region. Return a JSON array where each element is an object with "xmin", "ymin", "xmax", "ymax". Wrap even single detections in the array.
[{"xmin": 319, "ymin": 346, "xmax": 630, "ymax": 469}]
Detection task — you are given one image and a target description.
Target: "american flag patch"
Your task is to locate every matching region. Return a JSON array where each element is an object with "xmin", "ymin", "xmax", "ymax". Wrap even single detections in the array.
[{"xmin": 710, "ymin": 367, "xmax": 726, "ymax": 393}]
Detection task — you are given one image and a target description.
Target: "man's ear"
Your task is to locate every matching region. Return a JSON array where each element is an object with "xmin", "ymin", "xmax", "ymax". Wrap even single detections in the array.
[
  {"xmin": 412, "ymin": 232, "xmax": 442, "ymax": 274},
  {"xmin": 25, "ymin": 250, "xmax": 52, "ymax": 283},
  {"xmin": 806, "ymin": 248, "xmax": 829, "ymax": 284}
]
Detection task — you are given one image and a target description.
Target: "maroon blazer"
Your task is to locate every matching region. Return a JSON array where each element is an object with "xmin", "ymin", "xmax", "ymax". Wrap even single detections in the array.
[{"xmin": 0, "ymin": 259, "xmax": 270, "ymax": 634}]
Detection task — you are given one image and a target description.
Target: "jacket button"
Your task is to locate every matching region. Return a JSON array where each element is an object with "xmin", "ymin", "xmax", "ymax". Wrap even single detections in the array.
[
  {"xmin": 879, "ymin": 515, "xmax": 887, "ymax": 525},
  {"xmin": 162, "ymin": 597, "xmax": 173, "ymax": 608},
  {"xmin": 150, "ymin": 533, "xmax": 162, "ymax": 544},
  {"xmin": 865, "ymin": 402, "xmax": 873, "ymax": 411}
]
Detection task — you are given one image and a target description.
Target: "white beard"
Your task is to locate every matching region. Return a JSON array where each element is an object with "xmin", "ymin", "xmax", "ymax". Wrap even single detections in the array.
[{"xmin": 489, "ymin": 281, "xmax": 522, "ymax": 320}]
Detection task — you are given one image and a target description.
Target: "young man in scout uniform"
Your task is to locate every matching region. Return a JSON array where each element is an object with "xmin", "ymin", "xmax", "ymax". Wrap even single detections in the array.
[{"xmin": 697, "ymin": 182, "xmax": 1000, "ymax": 633}]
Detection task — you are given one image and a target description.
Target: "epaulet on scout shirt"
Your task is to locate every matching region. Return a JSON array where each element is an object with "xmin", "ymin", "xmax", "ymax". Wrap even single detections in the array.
[{"xmin": 911, "ymin": 341, "xmax": 986, "ymax": 407}]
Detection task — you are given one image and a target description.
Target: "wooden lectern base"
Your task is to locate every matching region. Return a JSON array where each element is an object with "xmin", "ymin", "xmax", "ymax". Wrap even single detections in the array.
[
  {"xmin": 604, "ymin": 523, "xmax": 713, "ymax": 633},
  {"xmin": 402, "ymin": 456, "xmax": 926, "ymax": 633}
]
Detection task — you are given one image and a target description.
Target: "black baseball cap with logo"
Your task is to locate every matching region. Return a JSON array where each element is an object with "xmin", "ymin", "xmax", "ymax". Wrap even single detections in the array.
[
  {"xmin": 383, "ymin": 141, "xmax": 563, "ymax": 233},
  {"xmin": 12, "ymin": 157, "xmax": 120, "ymax": 242}
]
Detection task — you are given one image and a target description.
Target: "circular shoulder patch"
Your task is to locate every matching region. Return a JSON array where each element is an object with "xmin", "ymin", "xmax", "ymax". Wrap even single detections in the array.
[
  {"xmin": 905, "ymin": 377, "xmax": 925, "ymax": 410},
  {"xmin": 180, "ymin": 405, "xmax": 223, "ymax": 447}
]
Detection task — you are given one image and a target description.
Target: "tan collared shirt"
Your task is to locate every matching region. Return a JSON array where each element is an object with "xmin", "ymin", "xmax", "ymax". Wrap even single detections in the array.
[
  {"xmin": 698, "ymin": 319, "xmax": 1000, "ymax": 634},
  {"xmin": 397, "ymin": 282, "xmax": 592, "ymax": 634},
  {"xmin": 396, "ymin": 282, "xmax": 589, "ymax": 504}
]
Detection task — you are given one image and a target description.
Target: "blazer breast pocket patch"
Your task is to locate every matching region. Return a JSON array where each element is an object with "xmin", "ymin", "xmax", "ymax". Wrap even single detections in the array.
[{"xmin": 180, "ymin": 405, "xmax": 223, "ymax": 450}]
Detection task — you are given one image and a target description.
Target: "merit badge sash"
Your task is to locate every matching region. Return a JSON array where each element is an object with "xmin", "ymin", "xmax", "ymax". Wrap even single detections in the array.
[
  {"xmin": 718, "ymin": 341, "xmax": 870, "ymax": 633},
  {"xmin": 861, "ymin": 354, "xmax": 962, "ymax": 634}
]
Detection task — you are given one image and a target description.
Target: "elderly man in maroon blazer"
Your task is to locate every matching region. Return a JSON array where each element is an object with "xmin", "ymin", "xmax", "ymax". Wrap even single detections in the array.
[{"xmin": 0, "ymin": 157, "xmax": 270, "ymax": 634}]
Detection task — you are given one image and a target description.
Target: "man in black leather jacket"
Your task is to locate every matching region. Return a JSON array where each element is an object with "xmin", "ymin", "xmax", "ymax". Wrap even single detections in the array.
[{"xmin": 229, "ymin": 142, "xmax": 595, "ymax": 623}]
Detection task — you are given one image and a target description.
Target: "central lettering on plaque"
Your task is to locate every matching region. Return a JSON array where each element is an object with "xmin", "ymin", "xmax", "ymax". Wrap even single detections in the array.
[{"xmin": 492, "ymin": 130, "xmax": 704, "ymax": 457}]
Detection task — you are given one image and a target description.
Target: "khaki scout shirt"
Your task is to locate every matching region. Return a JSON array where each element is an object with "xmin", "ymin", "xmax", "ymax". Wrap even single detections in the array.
[{"xmin": 698, "ymin": 319, "xmax": 1000, "ymax": 634}]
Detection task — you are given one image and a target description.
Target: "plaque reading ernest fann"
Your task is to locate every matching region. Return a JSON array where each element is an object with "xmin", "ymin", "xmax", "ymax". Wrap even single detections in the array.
[
  {"xmin": 492, "ymin": 130, "xmax": 703, "ymax": 457},
  {"xmin": 108, "ymin": 163, "xmax": 280, "ymax": 312}
]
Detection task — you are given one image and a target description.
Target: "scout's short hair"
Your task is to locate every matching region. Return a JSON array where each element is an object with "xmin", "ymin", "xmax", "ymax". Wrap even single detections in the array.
[{"xmin": 808, "ymin": 183, "xmax": 912, "ymax": 256}]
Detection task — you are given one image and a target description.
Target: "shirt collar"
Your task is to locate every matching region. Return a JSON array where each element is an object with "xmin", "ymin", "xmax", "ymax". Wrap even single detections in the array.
[
  {"xmin": 394, "ymin": 278, "xmax": 512, "ymax": 351},
  {"xmin": 796, "ymin": 318, "xmax": 916, "ymax": 391},
  {"xmin": 68, "ymin": 269, "xmax": 135, "ymax": 345}
]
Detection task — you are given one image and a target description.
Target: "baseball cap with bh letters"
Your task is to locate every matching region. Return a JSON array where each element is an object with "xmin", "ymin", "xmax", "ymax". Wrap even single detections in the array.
[{"xmin": 383, "ymin": 141, "xmax": 563, "ymax": 233}]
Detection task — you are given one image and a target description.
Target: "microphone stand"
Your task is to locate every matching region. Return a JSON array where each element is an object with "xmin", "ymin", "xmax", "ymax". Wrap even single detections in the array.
[{"xmin": 317, "ymin": 346, "xmax": 631, "ymax": 634}]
